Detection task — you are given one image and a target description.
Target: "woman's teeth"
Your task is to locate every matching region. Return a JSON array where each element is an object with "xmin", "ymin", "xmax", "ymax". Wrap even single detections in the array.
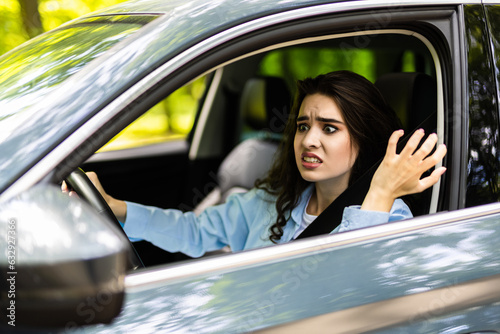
[{"xmin": 303, "ymin": 156, "xmax": 321, "ymax": 163}]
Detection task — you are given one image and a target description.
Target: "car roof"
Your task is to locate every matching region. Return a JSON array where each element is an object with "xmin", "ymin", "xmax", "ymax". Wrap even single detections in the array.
[{"xmin": 91, "ymin": 0, "xmax": 346, "ymax": 16}]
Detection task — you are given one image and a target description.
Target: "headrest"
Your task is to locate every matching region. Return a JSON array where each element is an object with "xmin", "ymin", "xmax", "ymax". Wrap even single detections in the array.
[
  {"xmin": 217, "ymin": 138, "xmax": 278, "ymax": 193},
  {"xmin": 375, "ymin": 72, "xmax": 437, "ymax": 131},
  {"xmin": 239, "ymin": 76, "xmax": 291, "ymax": 134}
]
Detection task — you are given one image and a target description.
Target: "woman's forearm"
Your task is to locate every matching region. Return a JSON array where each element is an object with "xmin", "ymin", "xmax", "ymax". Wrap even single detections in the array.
[
  {"xmin": 360, "ymin": 187, "xmax": 395, "ymax": 213},
  {"xmin": 107, "ymin": 195, "xmax": 127, "ymax": 223}
]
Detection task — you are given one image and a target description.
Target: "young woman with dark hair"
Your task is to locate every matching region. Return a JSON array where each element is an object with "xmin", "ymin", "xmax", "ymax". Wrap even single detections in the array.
[
  {"xmin": 257, "ymin": 70, "xmax": 407, "ymax": 242},
  {"xmin": 67, "ymin": 71, "xmax": 447, "ymax": 257}
]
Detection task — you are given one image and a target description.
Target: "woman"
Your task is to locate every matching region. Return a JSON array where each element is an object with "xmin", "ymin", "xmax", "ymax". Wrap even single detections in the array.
[{"xmin": 78, "ymin": 71, "xmax": 447, "ymax": 257}]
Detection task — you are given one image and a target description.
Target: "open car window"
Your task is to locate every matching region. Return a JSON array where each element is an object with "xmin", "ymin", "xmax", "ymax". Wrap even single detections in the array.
[
  {"xmin": 99, "ymin": 76, "xmax": 207, "ymax": 152},
  {"xmin": 184, "ymin": 32, "xmax": 441, "ymax": 216},
  {"xmin": 84, "ymin": 27, "xmax": 443, "ymax": 268}
]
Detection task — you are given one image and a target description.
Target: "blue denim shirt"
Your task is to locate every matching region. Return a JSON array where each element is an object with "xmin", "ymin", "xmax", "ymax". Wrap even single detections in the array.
[{"xmin": 123, "ymin": 185, "xmax": 412, "ymax": 258}]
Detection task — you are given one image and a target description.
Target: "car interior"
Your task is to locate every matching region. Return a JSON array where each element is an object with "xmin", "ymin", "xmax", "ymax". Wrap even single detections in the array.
[{"xmin": 83, "ymin": 31, "xmax": 441, "ymax": 267}]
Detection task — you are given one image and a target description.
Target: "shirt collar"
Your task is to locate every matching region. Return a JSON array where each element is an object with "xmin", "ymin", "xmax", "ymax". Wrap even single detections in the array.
[{"xmin": 290, "ymin": 184, "xmax": 315, "ymax": 225}]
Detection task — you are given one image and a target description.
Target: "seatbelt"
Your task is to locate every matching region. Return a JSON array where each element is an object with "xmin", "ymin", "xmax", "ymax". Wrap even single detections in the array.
[{"xmin": 295, "ymin": 163, "xmax": 377, "ymax": 239}]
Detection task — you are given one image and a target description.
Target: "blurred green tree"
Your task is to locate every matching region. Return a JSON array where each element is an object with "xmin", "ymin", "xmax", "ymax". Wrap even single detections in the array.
[
  {"xmin": 0, "ymin": 0, "xmax": 127, "ymax": 56},
  {"xmin": 19, "ymin": 0, "xmax": 43, "ymax": 38}
]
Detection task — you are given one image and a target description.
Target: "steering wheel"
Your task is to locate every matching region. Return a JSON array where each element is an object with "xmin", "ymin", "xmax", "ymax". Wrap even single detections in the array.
[{"xmin": 65, "ymin": 168, "xmax": 144, "ymax": 269}]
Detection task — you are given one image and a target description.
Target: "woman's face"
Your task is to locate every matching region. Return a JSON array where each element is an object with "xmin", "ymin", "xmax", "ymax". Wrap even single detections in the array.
[{"xmin": 294, "ymin": 93, "xmax": 358, "ymax": 188}]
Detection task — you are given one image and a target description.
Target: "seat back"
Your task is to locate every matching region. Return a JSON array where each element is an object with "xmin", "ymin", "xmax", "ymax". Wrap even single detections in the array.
[
  {"xmin": 194, "ymin": 76, "xmax": 291, "ymax": 214},
  {"xmin": 375, "ymin": 72, "xmax": 438, "ymax": 216},
  {"xmin": 239, "ymin": 76, "xmax": 291, "ymax": 138},
  {"xmin": 375, "ymin": 72, "xmax": 437, "ymax": 133}
]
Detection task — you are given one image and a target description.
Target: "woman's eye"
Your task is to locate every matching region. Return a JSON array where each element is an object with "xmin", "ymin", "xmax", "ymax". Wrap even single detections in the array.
[
  {"xmin": 297, "ymin": 124, "xmax": 309, "ymax": 132},
  {"xmin": 324, "ymin": 125, "xmax": 337, "ymax": 134}
]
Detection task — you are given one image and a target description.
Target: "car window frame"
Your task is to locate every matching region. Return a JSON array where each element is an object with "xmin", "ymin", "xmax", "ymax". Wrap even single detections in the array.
[
  {"xmin": 46, "ymin": 4, "xmax": 459, "ymax": 254},
  {"xmin": 64, "ymin": 9, "xmax": 456, "ymax": 206}
]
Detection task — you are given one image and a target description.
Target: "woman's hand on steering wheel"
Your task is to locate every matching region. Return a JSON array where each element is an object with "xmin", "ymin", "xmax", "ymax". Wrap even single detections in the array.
[
  {"xmin": 63, "ymin": 168, "xmax": 142, "ymax": 269},
  {"xmin": 63, "ymin": 169, "xmax": 127, "ymax": 222}
]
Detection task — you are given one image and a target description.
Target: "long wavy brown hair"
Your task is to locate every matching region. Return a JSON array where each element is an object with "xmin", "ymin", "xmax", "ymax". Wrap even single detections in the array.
[{"xmin": 256, "ymin": 70, "xmax": 402, "ymax": 243}]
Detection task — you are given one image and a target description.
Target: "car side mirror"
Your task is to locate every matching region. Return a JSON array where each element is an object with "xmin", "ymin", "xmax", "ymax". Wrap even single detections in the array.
[{"xmin": 0, "ymin": 185, "xmax": 129, "ymax": 330}]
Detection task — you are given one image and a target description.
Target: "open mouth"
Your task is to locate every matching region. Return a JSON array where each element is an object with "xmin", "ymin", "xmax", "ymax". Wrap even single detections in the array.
[
  {"xmin": 302, "ymin": 156, "xmax": 322, "ymax": 163},
  {"xmin": 301, "ymin": 153, "xmax": 323, "ymax": 168}
]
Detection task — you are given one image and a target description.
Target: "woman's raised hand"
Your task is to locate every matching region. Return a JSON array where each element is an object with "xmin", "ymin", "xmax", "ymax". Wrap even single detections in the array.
[{"xmin": 361, "ymin": 129, "xmax": 447, "ymax": 212}]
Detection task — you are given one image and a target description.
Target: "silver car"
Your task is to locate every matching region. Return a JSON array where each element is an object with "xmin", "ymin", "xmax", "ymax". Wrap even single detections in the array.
[{"xmin": 1, "ymin": 0, "xmax": 500, "ymax": 333}]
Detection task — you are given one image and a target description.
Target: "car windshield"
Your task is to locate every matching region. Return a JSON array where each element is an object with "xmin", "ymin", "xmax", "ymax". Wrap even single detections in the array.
[
  {"xmin": 0, "ymin": 15, "xmax": 156, "ymax": 125},
  {"xmin": 0, "ymin": 14, "xmax": 158, "ymax": 194}
]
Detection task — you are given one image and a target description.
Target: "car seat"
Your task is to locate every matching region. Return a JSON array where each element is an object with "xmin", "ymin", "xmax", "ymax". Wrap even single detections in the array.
[
  {"xmin": 194, "ymin": 76, "xmax": 291, "ymax": 215},
  {"xmin": 375, "ymin": 72, "xmax": 437, "ymax": 133},
  {"xmin": 375, "ymin": 72, "xmax": 438, "ymax": 216}
]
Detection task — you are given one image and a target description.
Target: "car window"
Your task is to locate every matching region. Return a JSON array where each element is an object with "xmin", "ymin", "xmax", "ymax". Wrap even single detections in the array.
[
  {"xmin": 187, "ymin": 32, "xmax": 440, "ymax": 216},
  {"xmin": 259, "ymin": 47, "xmax": 377, "ymax": 84},
  {"xmin": 77, "ymin": 8, "xmax": 451, "ymax": 272},
  {"xmin": 99, "ymin": 76, "xmax": 207, "ymax": 152},
  {"xmin": 465, "ymin": 5, "xmax": 500, "ymax": 207},
  {"xmin": 0, "ymin": 15, "xmax": 159, "ymax": 194}
]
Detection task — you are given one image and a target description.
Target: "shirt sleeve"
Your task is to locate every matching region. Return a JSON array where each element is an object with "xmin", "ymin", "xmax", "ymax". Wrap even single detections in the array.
[
  {"xmin": 333, "ymin": 198, "xmax": 412, "ymax": 233},
  {"xmin": 122, "ymin": 189, "xmax": 267, "ymax": 257}
]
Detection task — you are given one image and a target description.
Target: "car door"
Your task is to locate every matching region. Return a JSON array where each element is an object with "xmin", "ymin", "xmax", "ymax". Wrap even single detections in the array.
[{"xmin": 83, "ymin": 205, "xmax": 500, "ymax": 333}]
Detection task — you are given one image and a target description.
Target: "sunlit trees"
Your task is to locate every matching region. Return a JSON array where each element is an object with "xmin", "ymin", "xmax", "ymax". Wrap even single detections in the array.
[{"xmin": 0, "ymin": 0, "xmax": 127, "ymax": 55}]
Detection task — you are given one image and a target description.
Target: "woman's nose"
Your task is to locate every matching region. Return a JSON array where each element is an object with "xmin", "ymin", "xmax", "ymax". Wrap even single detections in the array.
[{"xmin": 302, "ymin": 128, "xmax": 321, "ymax": 148}]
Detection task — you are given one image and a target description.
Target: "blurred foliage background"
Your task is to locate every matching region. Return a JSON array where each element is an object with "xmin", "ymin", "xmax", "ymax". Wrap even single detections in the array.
[
  {"xmin": 0, "ymin": 0, "xmax": 129, "ymax": 56},
  {"xmin": 0, "ymin": 0, "xmax": 206, "ymax": 151}
]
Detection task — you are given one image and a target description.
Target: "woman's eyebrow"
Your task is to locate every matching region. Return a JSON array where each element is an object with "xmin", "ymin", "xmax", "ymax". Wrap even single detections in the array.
[{"xmin": 296, "ymin": 115, "xmax": 344, "ymax": 124}]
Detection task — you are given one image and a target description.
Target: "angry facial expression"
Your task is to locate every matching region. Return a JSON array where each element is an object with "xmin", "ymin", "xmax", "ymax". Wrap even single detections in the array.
[{"xmin": 294, "ymin": 93, "xmax": 359, "ymax": 190}]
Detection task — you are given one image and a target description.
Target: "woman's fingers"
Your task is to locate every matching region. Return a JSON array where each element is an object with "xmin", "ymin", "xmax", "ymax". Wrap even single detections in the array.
[
  {"xmin": 386, "ymin": 129, "xmax": 405, "ymax": 156},
  {"xmin": 384, "ymin": 129, "xmax": 447, "ymax": 196},
  {"xmin": 61, "ymin": 180, "xmax": 79, "ymax": 198},
  {"xmin": 62, "ymin": 172, "xmax": 105, "ymax": 199},
  {"xmin": 362, "ymin": 130, "xmax": 447, "ymax": 212},
  {"xmin": 419, "ymin": 142, "xmax": 447, "ymax": 172},
  {"xmin": 410, "ymin": 132, "xmax": 438, "ymax": 162},
  {"xmin": 399, "ymin": 128, "xmax": 425, "ymax": 158},
  {"xmin": 399, "ymin": 130, "xmax": 446, "ymax": 172},
  {"xmin": 417, "ymin": 166, "xmax": 447, "ymax": 192},
  {"xmin": 400, "ymin": 131, "xmax": 446, "ymax": 194}
]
